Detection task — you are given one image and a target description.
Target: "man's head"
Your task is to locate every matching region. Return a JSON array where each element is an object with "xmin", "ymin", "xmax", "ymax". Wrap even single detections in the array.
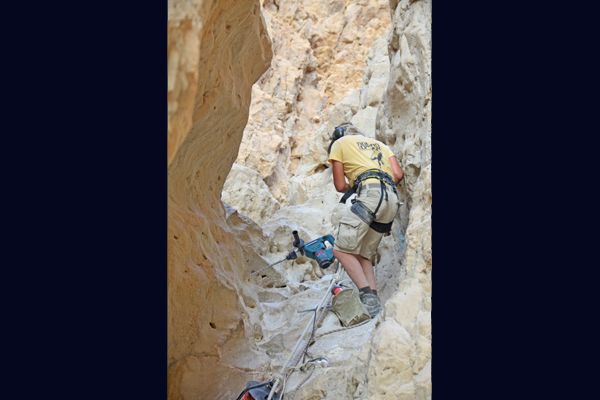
[
  {"xmin": 328, "ymin": 122, "xmax": 355, "ymax": 154},
  {"xmin": 332, "ymin": 122, "xmax": 354, "ymax": 140}
]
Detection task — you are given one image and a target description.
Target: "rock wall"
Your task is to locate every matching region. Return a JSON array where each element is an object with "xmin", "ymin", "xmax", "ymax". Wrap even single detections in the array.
[
  {"xmin": 222, "ymin": 0, "xmax": 431, "ymax": 398},
  {"xmin": 228, "ymin": 0, "xmax": 392, "ymax": 205},
  {"xmin": 167, "ymin": 0, "xmax": 272, "ymax": 398},
  {"xmin": 369, "ymin": 1, "xmax": 432, "ymax": 398}
]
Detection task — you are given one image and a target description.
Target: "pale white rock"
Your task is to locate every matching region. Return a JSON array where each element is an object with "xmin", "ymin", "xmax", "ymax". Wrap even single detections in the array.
[
  {"xmin": 360, "ymin": 36, "xmax": 391, "ymax": 109},
  {"xmin": 417, "ymin": 309, "xmax": 432, "ymax": 339},
  {"xmin": 370, "ymin": 1, "xmax": 432, "ymax": 398},
  {"xmin": 415, "ymin": 359, "xmax": 432, "ymax": 400},
  {"xmin": 228, "ymin": 0, "xmax": 392, "ymax": 207},
  {"xmin": 415, "ymin": 333, "xmax": 431, "ymax": 373},
  {"xmin": 339, "ymin": 89, "xmax": 361, "ymax": 114},
  {"xmin": 368, "ymin": 319, "xmax": 417, "ymax": 399},
  {"xmin": 221, "ymin": 163, "xmax": 281, "ymax": 225},
  {"xmin": 351, "ymin": 106, "xmax": 379, "ymax": 138},
  {"xmin": 384, "ymin": 277, "xmax": 424, "ymax": 333}
]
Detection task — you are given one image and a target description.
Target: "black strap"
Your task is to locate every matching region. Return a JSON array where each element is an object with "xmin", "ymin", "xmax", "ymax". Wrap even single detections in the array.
[
  {"xmin": 339, "ymin": 186, "xmax": 356, "ymax": 204},
  {"xmin": 372, "ymin": 180, "xmax": 385, "ymax": 216},
  {"xmin": 370, "ymin": 220, "xmax": 393, "ymax": 234}
]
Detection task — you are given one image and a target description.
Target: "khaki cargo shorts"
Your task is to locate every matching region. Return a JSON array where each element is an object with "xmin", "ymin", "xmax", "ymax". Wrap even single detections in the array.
[{"xmin": 331, "ymin": 185, "xmax": 400, "ymax": 263}]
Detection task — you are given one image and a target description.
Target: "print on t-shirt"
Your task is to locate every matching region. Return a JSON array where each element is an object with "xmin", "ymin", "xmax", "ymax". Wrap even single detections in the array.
[{"xmin": 357, "ymin": 141, "xmax": 384, "ymax": 168}]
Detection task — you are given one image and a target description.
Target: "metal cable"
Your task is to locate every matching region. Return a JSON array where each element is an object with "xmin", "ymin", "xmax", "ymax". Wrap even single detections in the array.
[
  {"xmin": 267, "ymin": 261, "xmax": 344, "ymax": 400},
  {"xmin": 251, "ymin": 257, "xmax": 288, "ymax": 276},
  {"xmin": 284, "ymin": 367, "xmax": 315, "ymax": 399},
  {"xmin": 314, "ymin": 317, "xmax": 373, "ymax": 339}
]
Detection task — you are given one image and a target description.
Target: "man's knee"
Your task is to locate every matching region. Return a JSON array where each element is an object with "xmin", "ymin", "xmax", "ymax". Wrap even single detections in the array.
[
  {"xmin": 334, "ymin": 248, "xmax": 352, "ymax": 258},
  {"xmin": 334, "ymin": 249, "xmax": 361, "ymax": 266}
]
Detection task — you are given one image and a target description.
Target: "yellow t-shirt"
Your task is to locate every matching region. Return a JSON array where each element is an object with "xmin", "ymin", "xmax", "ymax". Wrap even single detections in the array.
[{"xmin": 328, "ymin": 134, "xmax": 396, "ymax": 187}]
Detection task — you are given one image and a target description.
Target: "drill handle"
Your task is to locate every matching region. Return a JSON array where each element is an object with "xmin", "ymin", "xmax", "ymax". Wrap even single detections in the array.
[
  {"xmin": 286, "ymin": 250, "xmax": 298, "ymax": 260},
  {"xmin": 292, "ymin": 230, "xmax": 305, "ymax": 252}
]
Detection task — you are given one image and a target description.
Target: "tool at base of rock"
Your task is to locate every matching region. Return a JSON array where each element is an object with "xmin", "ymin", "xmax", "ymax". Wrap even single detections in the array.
[
  {"xmin": 236, "ymin": 380, "xmax": 280, "ymax": 400},
  {"xmin": 252, "ymin": 231, "xmax": 336, "ymax": 276},
  {"xmin": 292, "ymin": 230, "xmax": 336, "ymax": 269},
  {"xmin": 251, "ymin": 249, "xmax": 298, "ymax": 276}
]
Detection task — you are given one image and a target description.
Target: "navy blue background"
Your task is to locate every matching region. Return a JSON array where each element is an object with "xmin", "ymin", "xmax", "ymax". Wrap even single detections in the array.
[
  {"xmin": 3, "ymin": 2, "xmax": 167, "ymax": 398},
  {"xmin": 432, "ymin": 2, "xmax": 598, "ymax": 398},
  {"xmin": 1, "ymin": 1, "xmax": 596, "ymax": 398}
]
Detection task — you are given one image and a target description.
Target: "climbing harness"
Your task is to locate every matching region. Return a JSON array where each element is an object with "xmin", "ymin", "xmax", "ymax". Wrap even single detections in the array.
[
  {"xmin": 339, "ymin": 169, "xmax": 399, "ymax": 235},
  {"xmin": 328, "ymin": 123, "xmax": 399, "ymax": 235}
]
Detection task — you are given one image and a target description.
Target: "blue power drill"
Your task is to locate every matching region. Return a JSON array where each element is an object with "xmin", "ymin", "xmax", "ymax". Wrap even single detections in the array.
[{"xmin": 292, "ymin": 230, "xmax": 336, "ymax": 269}]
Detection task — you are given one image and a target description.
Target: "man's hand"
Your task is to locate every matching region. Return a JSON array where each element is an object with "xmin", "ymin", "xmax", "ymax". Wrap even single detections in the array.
[{"xmin": 389, "ymin": 156, "xmax": 404, "ymax": 184}]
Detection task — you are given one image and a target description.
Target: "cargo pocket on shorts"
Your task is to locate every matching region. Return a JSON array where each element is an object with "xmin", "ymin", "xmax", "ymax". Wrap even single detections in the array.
[
  {"xmin": 336, "ymin": 217, "xmax": 361, "ymax": 251},
  {"xmin": 331, "ymin": 202, "xmax": 348, "ymax": 227}
]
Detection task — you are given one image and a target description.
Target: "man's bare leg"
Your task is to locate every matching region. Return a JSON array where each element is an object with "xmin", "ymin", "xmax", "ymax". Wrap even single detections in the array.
[
  {"xmin": 358, "ymin": 256, "xmax": 376, "ymax": 290},
  {"xmin": 333, "ymin": 249, "xmax": 369, "ymax": 288},
  {"xmin": 335, "ymin": 250, "xmax": 381, "ymax": 317}
]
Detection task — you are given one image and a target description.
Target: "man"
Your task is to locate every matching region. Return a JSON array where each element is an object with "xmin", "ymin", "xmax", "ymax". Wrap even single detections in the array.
[{"xmin": 328, "ymin": 122, "xmax": 403, "ymax": 317}]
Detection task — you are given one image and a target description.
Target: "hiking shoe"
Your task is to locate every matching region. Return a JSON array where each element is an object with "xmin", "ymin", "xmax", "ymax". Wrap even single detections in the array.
[{"xmin": 359, "ymin": 292, "xmax": 381, "ymax": 318}]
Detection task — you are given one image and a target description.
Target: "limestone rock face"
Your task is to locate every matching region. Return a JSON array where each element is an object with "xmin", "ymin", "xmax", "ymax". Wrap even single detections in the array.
[
  {"xmin": 222, "ymin": 163, "xmax": 281, "ymax": 225},
  {"xmin": 370, "ymin": 1, "xmax": 432, "ymax": 399},
  {"xmin": 230, "ymin": 0, "xmax": 392, "ymax": 204},
  {"xmin": 167, "ymin": 0, "xmax": 272, "ymax": 399}
]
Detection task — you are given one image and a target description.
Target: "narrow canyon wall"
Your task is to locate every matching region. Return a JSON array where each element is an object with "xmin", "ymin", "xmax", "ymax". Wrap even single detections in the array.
[
  {"xmin": 224, "ymin": 0, "xmax": 392, "ymax": 207},
  {"xmin": 167, "ymin": 0, "xmax": 272, "ymax": 398},
  {"xmin": 369, "ymin": 1, "xmax": 432, "ymax": 398}
]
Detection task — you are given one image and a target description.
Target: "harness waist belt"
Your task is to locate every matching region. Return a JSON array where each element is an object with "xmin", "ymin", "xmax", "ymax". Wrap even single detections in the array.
[
  {"xmin": 361, "ymin": 183, "xmax": 388, "ymax": 190},
  {"xmin": 361, "ymin": 177, "xmax": 383, "ymax": 185},
  {"xmin": 340, "ymin": 169, "xmax": 397, "ymax": 204},
  {"xmin": 340, "ymin": 169, "xmax": 398, "ymax": 235}
]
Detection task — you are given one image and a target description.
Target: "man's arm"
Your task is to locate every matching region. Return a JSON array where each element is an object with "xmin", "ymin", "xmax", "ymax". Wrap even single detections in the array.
[
  {"xmin": 389, "ymin": 156, "xmax": 404, "ymax": 184},
  {"xmin": 331, "ymin": 160, "xmax": 350, "ymax": 193}
]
